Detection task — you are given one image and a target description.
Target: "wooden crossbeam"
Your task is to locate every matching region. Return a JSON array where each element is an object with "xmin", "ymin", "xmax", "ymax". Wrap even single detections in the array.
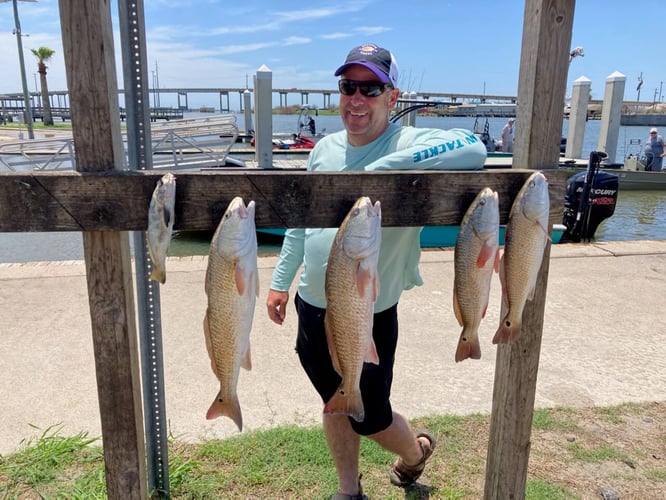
[{"xmin": 0, "ymin": 169, "xmax": 567, "ymax": 232}]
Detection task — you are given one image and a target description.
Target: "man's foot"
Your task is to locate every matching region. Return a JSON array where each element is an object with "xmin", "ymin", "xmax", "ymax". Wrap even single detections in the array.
[
  {"xmin": 331, "ymin": 474, "xmax": 368, "ymax": 500},
  {"xmin": 389, "ymin": 431, "xmax": 436, "ymax": 487}
]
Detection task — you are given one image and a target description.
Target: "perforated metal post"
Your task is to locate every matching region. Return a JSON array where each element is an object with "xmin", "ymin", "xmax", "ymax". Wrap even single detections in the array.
[{"xmin": 117, "ymin": 1, "xmax": 170, "ymax": 496}]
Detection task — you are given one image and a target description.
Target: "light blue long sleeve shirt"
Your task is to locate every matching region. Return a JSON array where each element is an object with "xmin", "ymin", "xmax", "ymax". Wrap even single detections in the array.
[{"xmin": 269, "ymin": 122, "xmax": 487, "ymax": 313}]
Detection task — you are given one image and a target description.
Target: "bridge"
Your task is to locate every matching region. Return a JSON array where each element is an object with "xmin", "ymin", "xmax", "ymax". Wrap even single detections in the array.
[
  {"xmin": 1, "ymin": 87, "xmax": 524, "ymax": 114},
  {"xmin": 0, "ymin": 86, "xmax": 650, "ymax": 119}
]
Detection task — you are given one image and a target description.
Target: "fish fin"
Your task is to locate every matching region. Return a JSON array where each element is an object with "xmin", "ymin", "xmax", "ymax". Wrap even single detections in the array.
[
  {"xmin": 203, "ymin": 312, "xmax": 220, "ymax": 378},
  {"xmin": 323, "ymin": 386, "xmax": 365, "ymax": 423},
  {"xmin": 364, "ymin": 338, "xmax": 380, "ymax": 365},
  {"xmin": 493, "ymin": 247, "xmax": 501, "ymax": 273},
  {"xmin": 452, "ymin": 289, "xmax": 464, "ymax": 326},
  {"xmin": 455, "ymin": 327, "xmax": 481, "ymax": 362},
  {"xmin": 241, "ymin": 343, "xmax": 252, "ymax": 371},
  {"xmin": 324, "ymin": 315, "xmax": 343, "ymax": 376},
  {"xmin": 355, "ymin": 263, "xmax": 373, "ymax": 298},
  {"xmin": 498, "ymin": 254, "xmax": 508, "ymax": 310},
  {"xmin": 372, "ymin": 272, "xmax": 380, "ymax": 302},
  {"xmin": 206, "ymin": 392, "xmax": 243, "ymax": 431},
  {"xmin": 476, "ymin": 240, "xmax": 495, "ymax": 268},
  {"xmin": 234, "ymin": 262, "xmax": 246, "ymax": 295},
  {"xmin": 204, "ymin": 265, "xmax": 211, "ymax": 293},
  {"xmin": 492, "ymin": 314, "xmax": 522, "ymax": 344},
  {"xmin": 527, "ymin": 284, "xmax": 536, "ymax": 301},
  {"xmin": 537, "ymin": 219, "xmax": 550, "ymax": 239},
  {"xmin": 162, "ymin": 207, "xmax": 172, "ymax": 228}
]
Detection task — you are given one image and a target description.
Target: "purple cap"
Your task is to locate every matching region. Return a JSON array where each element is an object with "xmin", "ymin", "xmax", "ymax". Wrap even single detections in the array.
[{"xmin": 334, "ymin": 43, "xmax": 399, "ymax": 87}]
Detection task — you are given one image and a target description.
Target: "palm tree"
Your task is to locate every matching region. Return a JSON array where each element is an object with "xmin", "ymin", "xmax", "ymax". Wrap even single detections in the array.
[{"xmin": 30, "ymin": 46, "xmax": 55, "ymax": 126}]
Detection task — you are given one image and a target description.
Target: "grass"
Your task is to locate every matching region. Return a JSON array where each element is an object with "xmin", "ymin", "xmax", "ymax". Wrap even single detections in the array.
[
  {"xmin": 1, "ymin": 402, "xmax": 664, "ymax": 498},
  {"xmin": 0, "ymin": 121, "xmax": 73, "ymax": 131}
]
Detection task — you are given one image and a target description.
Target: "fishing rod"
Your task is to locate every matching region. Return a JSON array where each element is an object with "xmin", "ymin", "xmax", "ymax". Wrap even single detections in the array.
[{"xmin": 390, "ymin": 100, "xmax": 444, "ymax": 123}]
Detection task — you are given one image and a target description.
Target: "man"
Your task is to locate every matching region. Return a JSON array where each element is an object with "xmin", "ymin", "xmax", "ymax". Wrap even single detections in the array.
[
  {"xmin": 645, "ymin": 127, "xmax": 665, "ymax": 171},
  {"xmin": 501, "ymin": 118, "xmax": 515, "ymax": 153},
  {"xmin": 266, "ymin": 43, "xmax": 486, "ymax": 498}
]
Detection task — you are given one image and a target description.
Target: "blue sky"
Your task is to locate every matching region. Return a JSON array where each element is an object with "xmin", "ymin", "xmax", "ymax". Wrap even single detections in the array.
[{"xmin": 0, "ymin": 1, "xmax": 661, "ymax": 109}]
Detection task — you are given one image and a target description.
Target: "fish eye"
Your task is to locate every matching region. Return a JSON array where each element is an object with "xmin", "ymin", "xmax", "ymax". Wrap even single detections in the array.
[
  {"xmin": 352, "ymin": 207, "xmax": 360, "ymax": 216},
  {"xmin": 479, "ymin": 198, "xmax": 487, "ymax": 206}
]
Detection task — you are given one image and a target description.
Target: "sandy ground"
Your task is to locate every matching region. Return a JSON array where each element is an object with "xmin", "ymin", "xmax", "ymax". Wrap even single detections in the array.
[{"xmin": 2, "ymin": 241, "xmax": 666, "ymax": 455}]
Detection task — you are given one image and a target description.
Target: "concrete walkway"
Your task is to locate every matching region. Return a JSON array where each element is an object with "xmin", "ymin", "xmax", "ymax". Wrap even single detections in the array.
[{"xmin": 2, "ymin": 241, "xmax": 666, "ymax": 455}]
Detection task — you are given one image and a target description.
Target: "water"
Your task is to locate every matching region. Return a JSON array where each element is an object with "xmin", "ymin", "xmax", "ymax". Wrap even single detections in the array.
[
  {"xmin": 2, "ymin": 114, "xmax": 664, "ymax": 263},
  {"xmin": 265, "ymin": 112, "xmax": 649, "ymax": 162},
  {"xmin": 595, "ymin": 190, "xmax": 666, "ymax": 242},
  {"xmin": 0, "ymin": 231, "xmax": 285, "ymax": 264}
]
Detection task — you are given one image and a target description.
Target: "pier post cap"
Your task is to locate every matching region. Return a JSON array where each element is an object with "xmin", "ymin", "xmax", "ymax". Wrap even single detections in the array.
[
  {"xmin": 573, "ymin": 75, "xmax": 591, "ymax": 85},
  {"xmin": 605, "ymin": 71, "xmax": 626, "ymax": 82},
  {"xmin": 256, "ymin": 64, "xmax": 272, "ymax": 77}
]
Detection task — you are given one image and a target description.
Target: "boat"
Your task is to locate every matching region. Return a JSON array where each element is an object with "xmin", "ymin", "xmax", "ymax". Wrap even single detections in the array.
[
  {"xmin": 262, "ymin": 152, "xmax": 613, "ymax": 246},
  {"xmin": 258, "ymin": 224, "xmax": 565, "ymax": 248},
  {"xmin": 472, "ymin": 117, "xmax": 567, "ymax": 157},
  {"xmin": 422, "ymin": 224, "xmax": 565, "ymax": 247},
  {"xmin": 262, "ymin": 134, "xmax": 316, "ymax": 150},
  {"xmin": 251, "ymin": 105, "xmax": 325, "ymax": 150},
  {"xmin": 473, "ymin": 117, "xmax": 503, "ymax": 153},
  {"xmin": 559, "ymin": 139, "xmax": 666, "ymax": 190},
  {"xmin": 560, "ymin": 159, "xmax": 666, "ymax": 191}
]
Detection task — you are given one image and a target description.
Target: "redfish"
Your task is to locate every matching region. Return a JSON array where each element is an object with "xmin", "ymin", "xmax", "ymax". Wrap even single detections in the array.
[
  {"xmin": 453, "ymin": 187, "xmax": 500, "ymax": 362},
  {"xmin": 323, "ymin": 197, "xmax": 381, "ymax": 422},
  {"xmin": 203, "ymin": 197, "xmax": 258, "ymax": 431},
  {"xmin": 493, "ymin": 172, "xmax": 550, "ymax": 344},
  {"xmin": 147, "ymin": 172, "xmax": 176, "ymax": 283}
]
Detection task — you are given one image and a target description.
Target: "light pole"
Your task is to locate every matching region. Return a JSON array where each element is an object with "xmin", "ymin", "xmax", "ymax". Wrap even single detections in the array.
[{"xmin": 2, "ymin": 0, "xmax": 37, "ymax": 139}]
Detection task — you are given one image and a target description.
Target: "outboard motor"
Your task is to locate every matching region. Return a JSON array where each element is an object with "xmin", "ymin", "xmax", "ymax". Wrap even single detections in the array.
[{"xmin": 561, "ymin": 151, "xmax": 619, "ymax": 243}]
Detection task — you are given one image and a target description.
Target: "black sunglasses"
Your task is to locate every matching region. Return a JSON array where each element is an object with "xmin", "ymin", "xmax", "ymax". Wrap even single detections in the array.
[{"xmin": 338, "ymin": 79, "xmax": 392, "ymax": 97}]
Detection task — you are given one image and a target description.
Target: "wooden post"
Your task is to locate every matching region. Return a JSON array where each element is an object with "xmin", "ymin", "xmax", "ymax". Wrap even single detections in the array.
[
  {"xmin": 58, "ymin": 2, "xmax": 147, "ymax": 499},
  {"xmin": 512, "ymin": 0, "xmax": 575, "ymax": 171},
  {"xmin": 484, "ymin": 1, "xmax": 574, "ymax": 498}
]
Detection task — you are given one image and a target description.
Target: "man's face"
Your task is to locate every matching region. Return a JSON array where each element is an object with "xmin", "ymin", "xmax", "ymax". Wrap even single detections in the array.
[{"xmin": 339, "ymin": 65, "xmax": 399, "ymax": 147}]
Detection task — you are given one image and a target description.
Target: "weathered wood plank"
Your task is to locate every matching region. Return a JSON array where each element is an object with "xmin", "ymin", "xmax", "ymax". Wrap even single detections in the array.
[
  {"xmin": 513, "ymin": 0, "xmax": 575, "ymax": 171},
  {"xmin": 59, "ymin": 1, "xmax": 147, "ymax": 498},
  {"xmin": 0, "ymin": 169, "xmax": 568, "ymax": 232},
  {"xmin": 484, "ymin": 0, "xmax": 575, "ymax": 498}
]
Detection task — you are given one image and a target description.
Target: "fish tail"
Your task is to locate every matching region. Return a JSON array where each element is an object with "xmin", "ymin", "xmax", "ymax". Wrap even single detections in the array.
[
  {"xmin": 323, "ymin": 385, "xmax": 365, "ymax": 422},
  {"xmin": 149, "ymin": 265, "xmax": 166, "ymax": 284},
  {"xmin": 206, "ymin": 393, "xmax": 243, "ymax": 431},
  {"xmin": 492, "ymin": 314, "xmax": 522, "ymax": 344},
  {"xmin": 455, "ymin": 327, "xmax": 481, "ymax": 362}
]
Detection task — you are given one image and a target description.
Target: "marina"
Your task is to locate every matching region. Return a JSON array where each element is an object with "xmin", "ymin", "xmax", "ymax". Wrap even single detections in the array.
[
  {"xmin": 1, "ymin": 112, "xmax": 661, "ymax": 168},
  {"xmin": 2, "ymin": 113, "xmax": 666, "ymax": 263},
  {"xmin": 2, "ymin": 3, "xmax": 664, "ymax": 497}
]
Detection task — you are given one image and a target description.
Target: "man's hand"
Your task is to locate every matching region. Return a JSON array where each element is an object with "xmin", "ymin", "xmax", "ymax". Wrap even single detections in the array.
[{"xmin": 266, "ymin": 289, "xmax": 289, "ymax": 325}]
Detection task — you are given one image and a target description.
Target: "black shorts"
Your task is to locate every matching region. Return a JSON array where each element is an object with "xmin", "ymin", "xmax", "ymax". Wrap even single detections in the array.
[{"xmin": 294, "ymin": 293, "xmax": 399, "ymax": 436}]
